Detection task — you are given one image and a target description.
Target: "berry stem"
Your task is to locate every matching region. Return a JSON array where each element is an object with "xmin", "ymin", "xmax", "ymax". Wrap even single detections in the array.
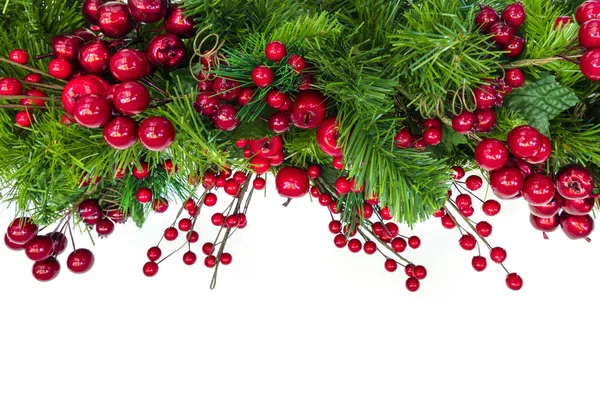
[
  {"xmin": 67, "ymin": 219, "xmax": 77, "ymax": 251},
  {"xmin": 502, "ymin": 54, "xmax": 583, "ymax": 69},
  {"xmin": 19, "ymin": 80, "xmax": 64, "ymax": 91}
]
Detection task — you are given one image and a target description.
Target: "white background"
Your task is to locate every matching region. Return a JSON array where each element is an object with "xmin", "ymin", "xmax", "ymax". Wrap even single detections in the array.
[{"xmin": 0, "ymin": 186, "xmax": 598, "ymax": 404}]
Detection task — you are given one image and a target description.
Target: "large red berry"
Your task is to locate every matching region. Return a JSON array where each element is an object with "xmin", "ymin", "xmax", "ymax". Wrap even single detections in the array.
[
  {"xmin": 530, "ymin": 213, "xmax": 559, "ymax": 233},
  {"xmin": 136, "ymin": 187, "xmax": 153, "ymax": 203},
  {"xmin": 164, "ymin": 5, "xmax": 196, "ymax": 38},
  {"xmin": 406, "ymin": 277, "xmax": 420, "ymax": 292},
  {"xmin": 524, "ymin": 135, "xmax": 552, "ymax": 164},
  {"xmin": 248, "ymin": 136, "xmax": 284, "ymax": 158},
  {"xmin": 24, "ymin": 236, "xmax": 54, "ymax": 261},
  {"xmin": 147, "ymin": 33, "xmax": 186, "ymax": 69},
  {"xmin": 507, "ymin": 125, "xmax": 542, "ymax": 158},
  {"xmin": 143, "ymin": 261, "xmax": 159, "ymax": 276},
  {"xmin": 555, "ymin": 164, "xmax": 594, "ymax": 200},
  {"xmin": 67, "ymin": 249, "xmax": 95, "ymax": 273},
  {"xmin": 79, "ymin": 40, "xmax": 111, "ymax": 74},
  {"xmin": 73, "ymin": 94, "xmax": 112, "ymax": 128},
  {"xmin": 0, "ymin": 77, "xmax": 23, "ymax": 95},
  {"xmin": 489, "ymin": 166, "xmax": 524, "ymax": 199},
  {"xmin": 128, "ymin": 0, "xmax": 167, "ymax": 23},
  {"xmin": 265, "ymin": 41, "xmax": 286, "ymax": 62},
  {"xmin": 48, "ymin": 58, "xmax": 73, "ymax": 79},
  {"xmin": 501, "ymin": 3, "xmax": 526, "ymax": 28},
  {"xmin": 522, "ymin": 173, "xmax": 555, "ymax": 206},
  {"xmin": 138, "ymin": 116, "xmax": 176, "ymax": 151},
  {"xmin": 275, "ymin": 167, "xmax": 309, "ymax": 198},
  {"xmin": 61, "ymin": 75, "xmax": 107, "ymax": 114},
  {"xmin": 580, "ymin": 48, "xmax": 600, "ymax": 81},
  {"xmin": 251, "ymin": 65, "xmax": 274, "ymax": 88},
  {"xmin": 9, "ymin": 49, "xmax": 29, "ymax": 64},
  {"xmin": 103, "ymin": 116, "xmax": 138, "ymax": 149},
  {"xmin": 472, "ymin": 256, "xmax": 487, "ymax": 271},
  {"xmin": 576, "ymin": 1, "xmax": 600, "ymax": 24},
  {"xmin": 288, "ymin": 54, "xmax": 306, "ymax": 73},
  {"xmin": 82, "ymin": 0, "xmax": 108, "ymax": 24},
  {"xmin": 529, "ymin": 196, "xmax": 562, "ymax": 218},
  {"xmin": 423, "ymin": 127, "xmax": 442, "ymax": 145},
  {"xmin": 194, "ymin": 92, "xmax": 221, "ymax": 116},
  {"xmin": 560, "ymin": 212, "xmax": 595, "ymax": 240},
  {"xmin": 562, "ymin": 197, "xmax": 595, "ymax": 216},
  {"xmin": 474, "ymin": 139, "xmax": 509, "ymax": 171},
  {"xmin": 289, "ymin": 90, "xmax": 327, "ymax": 129},
  {"xmin": 98, "ymin": 1, "xmax": 134, "ymax": 38},
  {"xmin": 110, "ymin": 49, "xmax": 149, "ymax": 82},
  {"xmin": 32, "ymin": 258, "xmax": 61, "ymax": 281},
  {"xmin": 490, "ymin": 247, "xmax": 507, "ymax": 263},
  {"xmin": 394, "ymin": 128, "xmax": 413, "ymax": 148},
  {"xmin": 113, "ymin": 81, "xmax": 150, "ymax": 115},
  {"xmin": 580, "ymin": 19, "xmax": 600, "ymax": 49},
  {"xmin": 316, "ymin": 117, "xmax": 342, "ymax": 156}
]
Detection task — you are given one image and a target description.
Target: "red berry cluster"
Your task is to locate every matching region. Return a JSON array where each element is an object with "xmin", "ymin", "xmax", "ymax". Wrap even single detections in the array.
[
  {"xmin": 575, "ymin": 1, "xmax": 600, "ymax": 81},
  {"xmin": 475, "ymin": 2, "xmax": 526, "ymax": 57},
  {"xmin": 393, "ymin": 118, "xmax": 443, "ymax": 151},
  {"xmin": 474, "ymin": 126, "xmax": 595, "ymax": 241},
  {"xmin": 4, "ymin": 217, "xmax": 95, "ymax": 281},
  {"xmin": 143, "ymin": 167, "xmax": 255, "ymax": 280},
  {"xmin": 0, "ymin": 1, "xmax": 195, "ymax": 148},
  {"xmin": 438, "ymin": 167, "xmax": 522, "ymax": 290}
]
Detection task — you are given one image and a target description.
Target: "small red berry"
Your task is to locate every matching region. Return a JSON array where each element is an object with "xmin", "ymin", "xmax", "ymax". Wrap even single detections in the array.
[
  {"xmin": 384, "ymin": 259, "xmax": 398, "ymax": 272},
  {"xmin": 490, "ymin": 247, "xmax": 507, "ymax": 263}
]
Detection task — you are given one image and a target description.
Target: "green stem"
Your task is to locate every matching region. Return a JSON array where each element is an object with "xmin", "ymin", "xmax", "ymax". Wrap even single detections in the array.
[{"xmin": 502, "ymin": 55, "xmax": 583, "ymax": 69}]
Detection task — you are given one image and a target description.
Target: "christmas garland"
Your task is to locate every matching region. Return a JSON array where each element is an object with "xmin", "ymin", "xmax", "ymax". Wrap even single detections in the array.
[{"xmin": 1, "ymin": 0, "xmax": 598, "ymax": 291}]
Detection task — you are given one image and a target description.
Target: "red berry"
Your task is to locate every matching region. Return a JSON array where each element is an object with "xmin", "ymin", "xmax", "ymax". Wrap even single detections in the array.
[
  {"xmin": 288, "ymin": 54, "xmax": 306, "ymax": 73},
  {"xmin": 581, "ymin": 19, "xmax": 600, "ymax": 50},
  {"xmin": 405, "ymin": 277, "xmax": 420, "ymax": 292},
  {"xmin": 15, "ymin": 111, "xmax": 33, "ymax": 127},
  {"xmin": 147, "ymin": 33, "xmax": 186, "ymax": 69},
  {"xmin": 316, "ymin": 117, "xmax": 343, "ymax": 157},
  {"xmin": 164, "ymin": 4, "xmax": 196, "ymax": 38},
  {"xmin": 423, "ymin": 118, "xmax": 441, "ymax": 129},
  {"xmin": 103, "ymin": 116, "xmax": 138, "ymax": 150},
  {"xmin": 334, "ymin": 177, "xmax": 351, "ymax": 195},
  {"xmin": 181, "ymin": 251, "xmax": 196, "ymax": 265},
  {"xmin": 0, "ymin": 77, "xmax": 23, "ymax": 95},
  {"xmin": 466, "ymin": 175, "xmax": 483, "ymax": 191},
  {"xmin": 473, "ymin": 84, "xmax": 497, "ymax": 110},
  {"xmin": 452, "ymin": 111, "xmax": 476, "ymax": 134},
  {"xmin": 560, "ymin": 212, "xmax": 595, "ymax": 240},
  {"xmin": 194, "ymin": 92, "xmax": 221, "ymax": 117},
  {"xmin": 476, "ymin": 221, "xmax": 493, "ymax": 237},
  {"xmin": 554, "ymin": 16, "xmax": 574, "ymax": 29},
  {"xmin": 251, "ymin": 65, "xmax": 274, "ymax": 87},
  {"xmin": 562, "ymin": 197, "xmax": 595, "ymax": 216},
  {"xmin": 268, "ymin": 111, "xmax": 290, "ymax": 133},
  {"xmin": 164, "ymin": 227, "xmax": 179, "ymax": 241},
  {"xmin": 576, "ymin": 1, "xmax": 600, "ymax": 25},
  {"xmin": 407, "ymin": 236, "xmax": 420, "ymax": 249},
  {"xmin": 475, "ymin": 109, "xmax": 497, "ymax": 133},
  {"xmin": 530, "ymin": 213, "xmax": 560, "ymax": 233},
  {"xmin": 96, "ymin": 218, "xmax": 115, "ymax": 237},
  {"xmin": 147, "ymin": 246, "xmax": 162, "ymax": 261},
  {"xmin": 580, "ymin": 49, "xmax": 600, "ymax": 80},
  {"xmin": 332, "ymin": 156, "xmax": 344, "ymax": 170},
  {"xmin": 110, "ymin": 48, "xmax": 149, "ymax": 82},
  {"xmin": 507, "ymin": 125, "xmax": 542, "ymax": 159},
  {"xmin": 18, "ymin": 89, "xmax": 46, "ymax": 109},
  {"xmin": 475, "ymin": 6, "xmax": 499, "ymax": 31},
  {"xmin": 201, "ymin": 243, "xmax": 214, "ymax": 255},
  {"xmin": 505, "ymin": 69, "xmax": 525, "ymax": 88},
  {"xmin": 455, "ymin": 194, "xmax": 472, "ymax": 210},
  {"xmin": 204, "ymin": 255, "xmax": 216, "ymax": 268},
  {"xmin": 474, "ymin": 139, "xmax": 509, "ymax": 171},
  {"xmin": 490, "ymin": 247, "xmax": 507, "ymax": 263},
  {"xmin": 423, "ymin": 127, "xmax": 443, "ymax": 145},
  {"xmin": 490, "ymin": 166, "xmax": 524, "ymax": 199},
  {"xmin": 32, "ymin": 258, "xmax": 61, "ymax": 281},
  {"xmin": 501, "ymin": 3, "xmax": 526, "ymax": 27},
  {"xmin": 289, "ymin": 90, "xmax": 327, "ymax": 129},
  {"xmin": 472, "ymin": 256, "xmax": 487, "ymax": 271},
  {"xmin": 9, "ymin": 49, "xmax": 29, "ymax": 64},
  {"xmin": 413, "ymin": 265, "xmax": 427, "ymax": 280},
  {"xmin": 213, "ymin": 104, "xmax": 240, "ymax": 131},
  {"xmin": 252, "ymin": 177, "xmax": 266, "ymax": 190},
  {"xmin": 67, "ymin": 249, "xmax": 95, "ymax": 274},
  {"xmin": 459, "ymin": 234, "xmax": 477, "ymax": 250},
  {"xmin": 329, "ymin": 220, "xmax": 342, "ymax": 234},
  {"xmin": 394, "ymin": 128, "xmax": 413, "ymax": 148},
  {"xmin": 211, "ymin": 213, "xmax": 225, "ymax": 226},
  {"xmin": 79, "ymin": 40, "xmax": 111, "ymax": 74},
  {"xmin": 213, "ymin": 77, "xmax": 241, "ymax": 101},
  {"xmin": 24, "ymin": 73, "xmax": 42, "ymax": 83},
  {"xmin": 138, "ymin": 116, "xmax": 176, "ymax": 151},
  {"xmin": 24, "ymin": 236, "xmax": 54, "ymax": 261},
  {"xmin": 488, "ymin": 21, "xmax": 516, "ymax": 45},
  {"xmin": 555, "ymin": 164, "xmax": 594, "ymax": 200},
  {"xmin": 220, "ymin": 253, "xmax": 232, "ymax": 265},
  {"xmin": 384, "ymin": 259, "xmax": 398, "ymax": 272},
  {"xmin": 153, "ymin": 198, "xmax": 169, "ymax": 213},
  {"xmin": 265, "ymin": 41, "xmax": 286, "ymax": 62},
  {"xmin": 505, "ymin": 273, "xmax": 523, "ymax": 290},
  {"xmin": 482, "ymin": 200, "xmax": 501, "ymax": 216},
  {"xmin": 48, "ymin": 58, "xmax": 73, "ymax": 79},
  {"xmin": 334, "ymin": 234, "xmax": 347, "ymax": 248},
  {"xmin": 522, "ymin": 173, "xmax": 555, "ymax": 206},
  {"xmin": 363, "ymin": 240, "xmax": 377, "ymax": 255},
  {"xmin": 347, "ymin": 238, "xmax": 362, "ymax": 253},
  {"xmin": 143, "ymin": 261, "xmax": 159, "ymax": 277}
]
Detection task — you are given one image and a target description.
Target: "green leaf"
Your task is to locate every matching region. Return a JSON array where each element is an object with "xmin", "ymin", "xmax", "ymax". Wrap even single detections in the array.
[{"xmin": 504, "ymin": 74, "xmax": 579, "ymax": 136}]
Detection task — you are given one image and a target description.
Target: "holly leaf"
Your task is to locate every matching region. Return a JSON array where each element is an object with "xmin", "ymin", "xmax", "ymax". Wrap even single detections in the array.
[{"xmin": 504, "ymin": 73, "xmax": 579, "ymax": 136}]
